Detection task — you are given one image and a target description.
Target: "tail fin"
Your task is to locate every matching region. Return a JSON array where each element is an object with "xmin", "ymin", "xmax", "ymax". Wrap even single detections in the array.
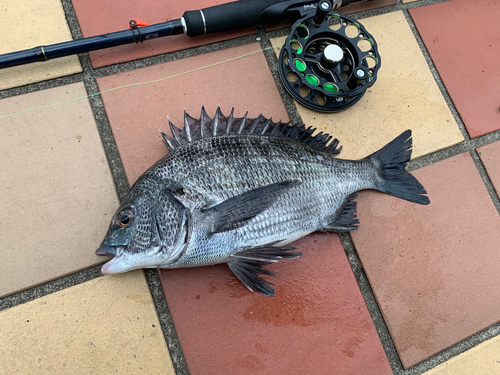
[{"xmin": 367, "ymin": 130, "xmax": 430, "ymax": 205}]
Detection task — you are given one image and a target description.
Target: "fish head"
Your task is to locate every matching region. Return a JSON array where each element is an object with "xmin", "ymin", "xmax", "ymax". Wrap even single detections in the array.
[{"xmin": 96, "ymin": 184, "xmax": 189, "ymax": 275}]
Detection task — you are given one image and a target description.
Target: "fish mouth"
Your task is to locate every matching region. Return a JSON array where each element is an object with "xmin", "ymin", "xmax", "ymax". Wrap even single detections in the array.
[
  {"xmin": 97, "ymin": 245, "xmax": 166, "ymax": 275},
  {"xmin": 95, "ymin": 246, "xmax": 128, "ymax": 275}
]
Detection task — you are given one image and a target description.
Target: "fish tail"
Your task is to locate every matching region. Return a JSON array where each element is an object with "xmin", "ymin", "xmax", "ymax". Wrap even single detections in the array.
[{"xmin": 366, "ymin": 130, "xmax": 430, "ymax": 205}]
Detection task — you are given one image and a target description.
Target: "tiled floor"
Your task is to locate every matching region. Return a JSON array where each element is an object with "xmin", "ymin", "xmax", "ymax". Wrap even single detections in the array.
[{"xmin": 1, "ymin": 0, "xmax": 500, "ymax": 374}]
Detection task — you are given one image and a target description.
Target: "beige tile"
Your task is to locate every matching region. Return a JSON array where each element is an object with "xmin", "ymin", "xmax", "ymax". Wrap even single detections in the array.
[
  {"xmin": 0, "ymin": 0, "xmax": 82, "ymax": 89},
  {"xmin": 271, "ymin": 11, "xmax": 464, "ymax": 159},
  {"xmin": 0, "ymin": 271, "xmax": 175, "ymax": 374},
  {"xmin": 423, "ymin": 335, "xmax": 500, "ymax": 375},
  {"xmin": 402, "ymin": 0, "xmax": 420, "ymax": 3},
  {"xmin": 0, "ymin": 83, "xmax": 119, "ymax": 297}
]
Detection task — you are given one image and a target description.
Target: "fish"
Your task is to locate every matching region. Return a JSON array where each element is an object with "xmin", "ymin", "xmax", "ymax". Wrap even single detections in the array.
[{"xmin": 96, "ymin": 107, "xmax": 429, "ymax": 296}]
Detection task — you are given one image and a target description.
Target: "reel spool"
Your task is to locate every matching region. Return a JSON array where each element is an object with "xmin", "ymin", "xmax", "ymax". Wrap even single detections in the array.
[{"xmin": 278, "ymin": 2, "xmax": 380, "ymax": 112}]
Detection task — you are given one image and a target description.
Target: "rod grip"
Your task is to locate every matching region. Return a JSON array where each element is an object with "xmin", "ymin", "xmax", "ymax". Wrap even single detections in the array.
[{"xmin": 182, "ymin": 0, "xmax": 288, "ymax": 37}]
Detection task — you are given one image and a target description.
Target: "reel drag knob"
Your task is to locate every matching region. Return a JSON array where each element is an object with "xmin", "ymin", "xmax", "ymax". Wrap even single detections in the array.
[{"xmin": 322, "ymin": 44, "xmax": 344, "ymax": 66}]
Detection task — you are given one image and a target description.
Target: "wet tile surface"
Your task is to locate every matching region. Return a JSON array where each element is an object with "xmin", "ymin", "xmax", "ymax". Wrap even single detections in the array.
[
  {"xmin": 96, "ymin": 43, "xmax": 289, "ymax": 184},
  {"xmin": 0, "ymin": 83, "xmax": 119, "ymax": 298},
  {"xmin": 478, "ymin": 140, "xmax": 500, "ymax": 196},
  {"xmin": 0, "ymin": 271, "xmax": 175, "ymax": 374},
  {"xmin": 271, "ymin": 11, "xmax": 464, "ymax": 160},
  {"xmin": 410, "ymin": 0, "xmax": 500, "ymax": 138},
  {"xmin": 351, "ymin": 153, "xmax": 500, "ymax": 368},
  {"xmin": 0, "ymin": 0, "xmax": 82, "ymax": 90},
  {"xmin": 159, "ymin": 233, "xmax": 392, "ymax": 375},
  {"xmin": 72, "ymin": 0, "xmax": 256, "ymax": 68},
  {"xmin": 422, "ymin": 335, "xmax": 500, "ymax": 375}
]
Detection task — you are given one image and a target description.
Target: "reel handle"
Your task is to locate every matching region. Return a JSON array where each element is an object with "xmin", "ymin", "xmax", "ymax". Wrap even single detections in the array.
[{"xmin": 182, "ymin": 0, "xmax": 355, "ymax": 37}]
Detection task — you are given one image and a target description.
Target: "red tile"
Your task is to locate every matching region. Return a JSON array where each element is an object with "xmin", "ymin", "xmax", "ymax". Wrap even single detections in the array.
[
  {"xmin": 478, "ymin": 140, "xmax": 500, "ymax": 195},
  {"xmin": 341, "ymin": 0, "xmax": 395, "ymax": 13},
  {"xmin": 96, "ymin": 43, "xmax": 289, "ymax": 184},
  {"xmin": 351, "ymin": 153, "xmax": 500, "ymax": 368},
  {"xmin": 409, "ymin": 0, "xmax": 500, "ymax": 138},
  {"xmin": 159, "ymin": 233, "xmax": 392, "ymax": 375},
  {"xmin": 72, "ymin": 0, "xmax": 255, "ymax": 68}
]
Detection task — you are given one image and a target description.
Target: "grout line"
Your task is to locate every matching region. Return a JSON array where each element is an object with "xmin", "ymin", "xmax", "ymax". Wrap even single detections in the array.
[
  {"xmin": 0, "ymin": 265, "xmax": 104, "ymax": 312},
  {"xmin": 81, "ymin": 75, "xmax": 131, "ymax": 200},
  {"xmin": 397, "ymin": 321, "xmax": 500, "ymax": 375},
  {"xmin": 0, "ymin": 73, "xmax": 85, "ymax": 100},
  {"xmin": 60, "ymin": 0, "xmax": 84, "ymax": 41},
  {"xmin": 338, "ymin": 232, "xmax": 406, "ymax": 373},
  {"xmin": 144, "ymin": 270, "xmax": 191, "ymax": 375},
  {"xmin": 470, "ymin": 149, "xmax": 500, "ymax": 216}
]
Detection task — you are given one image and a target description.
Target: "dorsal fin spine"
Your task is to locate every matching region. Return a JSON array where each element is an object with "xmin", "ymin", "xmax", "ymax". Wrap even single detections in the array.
[
  {"xmin": 160, "ymin": 131, "xmax": 176, "ymax": 151},
  {"xmin": 237, "ymin": 112, "xmax": 248, "ymax": 135},
  {"xmin": 260, "ymin": 119, "xmax": 272, "ymax": 135},
  {"xmin": 212, "ymin": 107, "xmax": 221, "ymax": 136},
  {"xmin": 168, "ymin": 117, "xmax": 182, "ymax": 146},
  {"xmin": 269, "ymin": 121, "xmax": 281, "ymax": 137},
  {"xmin": 249, "ymin": 116, "xmax": 260, "ymax": 134},
  {"xmin": 199, "ymin": 106, "xmax": 207, "ymax": 139},
  {"xmin": 183, "ymin": 110, "xmax": 192, "ymax": 143}
]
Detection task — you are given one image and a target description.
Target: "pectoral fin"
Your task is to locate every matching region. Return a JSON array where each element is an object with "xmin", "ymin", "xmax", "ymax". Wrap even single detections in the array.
[
  {"xmin": 227, "ymin": 242, "xmax": 302, "ymax": 297},
  {"xmin": 203, "ymin": 181, "xmax": 300, "ymax": 234}
]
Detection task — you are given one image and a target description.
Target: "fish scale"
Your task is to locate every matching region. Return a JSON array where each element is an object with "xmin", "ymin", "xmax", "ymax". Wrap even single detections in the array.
[{"xmin": 97, "ymin": 107, "xmax": 429, "ymax": 297}]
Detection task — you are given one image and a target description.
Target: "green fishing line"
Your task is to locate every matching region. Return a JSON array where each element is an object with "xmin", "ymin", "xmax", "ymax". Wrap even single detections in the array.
[{"xmin": 0, "ymin": 43, "xmax": 284, "ymax": 120}]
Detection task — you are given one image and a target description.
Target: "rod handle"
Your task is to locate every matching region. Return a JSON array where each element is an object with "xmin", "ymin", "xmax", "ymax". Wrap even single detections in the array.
[{"xmin": 182, "ymin": 0, "xmax": 293, "ymax": 37}]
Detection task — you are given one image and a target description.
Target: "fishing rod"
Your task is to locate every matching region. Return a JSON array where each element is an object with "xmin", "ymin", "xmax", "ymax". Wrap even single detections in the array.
[{"xmin": 0, "ymin": 0, "xmax": 369, "ymax": 69}]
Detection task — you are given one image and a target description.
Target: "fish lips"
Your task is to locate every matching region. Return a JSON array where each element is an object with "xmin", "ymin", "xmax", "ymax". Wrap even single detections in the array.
[
  {"xmin": 95, "ymin": 246, "xmax": 128, "ymax": 274},
  {"xmin": 95, "ymin": 246, "xmax": 119, "ymax": 256}
]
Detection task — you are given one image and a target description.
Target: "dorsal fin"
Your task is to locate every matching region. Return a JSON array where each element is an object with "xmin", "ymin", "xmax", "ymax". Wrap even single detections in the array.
[{"xmin": 159, "ymin": 107, "xmax": 342, "ymax": 156}]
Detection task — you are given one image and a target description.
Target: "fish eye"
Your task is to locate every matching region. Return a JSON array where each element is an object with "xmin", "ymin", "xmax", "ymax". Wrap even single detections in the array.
[{"xmin": 116, "ymin": 210, "xmax": 134, "ymax": 227}]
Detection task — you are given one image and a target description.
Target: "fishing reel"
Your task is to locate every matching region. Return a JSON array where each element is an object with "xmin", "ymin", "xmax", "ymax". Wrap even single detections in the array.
[{"xmin": 278, "ymin": 0, "xmax": 380, "ymax": 112}]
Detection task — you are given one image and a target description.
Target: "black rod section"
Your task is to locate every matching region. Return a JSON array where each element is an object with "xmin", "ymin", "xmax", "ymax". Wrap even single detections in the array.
[{"xmin": 0, "ymin": 20, "xmax": 184, "ymax": 69}]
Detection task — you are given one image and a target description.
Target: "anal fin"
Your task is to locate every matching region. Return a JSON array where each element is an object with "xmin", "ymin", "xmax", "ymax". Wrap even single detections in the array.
[
  {"xmin": 227, "ymin": 242, "xmax": 302, "ymax": 297},
  {"xmin": 324, "ymin": 193, "xmax": 359, "ymax": 232}
]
